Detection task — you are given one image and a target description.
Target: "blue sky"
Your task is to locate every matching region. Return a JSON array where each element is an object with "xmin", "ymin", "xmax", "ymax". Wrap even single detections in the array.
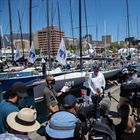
[{"xmin": 0, "ymin": 0, "xmax": 140, "ymax": 42}]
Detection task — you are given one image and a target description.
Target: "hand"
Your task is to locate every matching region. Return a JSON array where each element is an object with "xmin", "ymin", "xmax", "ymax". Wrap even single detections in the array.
[
  {"xmin": 25, "ymin": 105, "xmax": 34, "ymax": 109},
  {"xmin": 65, "ymin": 87, "xmax": 70, "ymax": 92}
]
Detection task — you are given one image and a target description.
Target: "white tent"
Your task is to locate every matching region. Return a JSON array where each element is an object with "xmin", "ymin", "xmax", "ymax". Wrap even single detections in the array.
[{"xmin": 118, "ymin": 48, "xmax": 138, "ymax": 57}]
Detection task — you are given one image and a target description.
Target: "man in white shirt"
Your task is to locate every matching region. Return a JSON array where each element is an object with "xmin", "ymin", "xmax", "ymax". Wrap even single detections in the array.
[{"xmin": 85, "ymin": 65, "xmax": 106, "ymax": 106}]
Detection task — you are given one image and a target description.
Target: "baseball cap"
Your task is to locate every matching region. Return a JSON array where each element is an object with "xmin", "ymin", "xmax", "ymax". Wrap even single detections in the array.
[
  {"xmin": 93, "ymin": 65, "xmax": 100, "ymax": 70},
  {"xmin": 62, "ymin": 94, "xmax": 78, "ymax": 109},
  {"xmin": 11, "ymin": 82, "xmax": 28, "ymax": 98},
  {"xmin": 46, "ymin": 111, "xmax": 78, "ymax": 139},
  {"xmin": 122, "ymin": 68, "xmax": 128, "ymax": 74}
]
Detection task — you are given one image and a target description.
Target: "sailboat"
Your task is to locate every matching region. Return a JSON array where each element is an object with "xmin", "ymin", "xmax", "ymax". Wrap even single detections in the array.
[
  {"xmin": 31, "ymin": 1, "xmax": 121, "ymax": 103},
  {"xmin": 31, "ymin": 36, "xmax": 86, "ymax": 102}
]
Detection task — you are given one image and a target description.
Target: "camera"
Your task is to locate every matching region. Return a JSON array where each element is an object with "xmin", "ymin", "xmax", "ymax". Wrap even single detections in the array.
[
  {"xmin": 121, "ymin": 81, "xmax": 140, "ymax": 108},
  {"xmin": 128, "ymin": 93, "xmax": 140, "ymax": 108},
  {"xmin": 77, "ymin": 87, "xmax": 116, "ymax": 140}
]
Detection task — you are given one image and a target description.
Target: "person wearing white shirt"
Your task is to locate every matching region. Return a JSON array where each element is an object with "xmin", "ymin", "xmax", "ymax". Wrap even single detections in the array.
[{"xmin": 85, "ymin": 65, "xmax": 106, "ymax": 106}]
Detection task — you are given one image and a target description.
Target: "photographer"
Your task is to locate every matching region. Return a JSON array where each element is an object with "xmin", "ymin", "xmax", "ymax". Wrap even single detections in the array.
[
  {"xmin": 77, "ymin": 98, "xmax": 111, "ymax": 122},
  {"xmin": 108, "ymin": 68, "xmax": 134, "ymax": 108},
  {"xmin": 77, "ymin": 98, "xmax": 115, "ymax": 140}
]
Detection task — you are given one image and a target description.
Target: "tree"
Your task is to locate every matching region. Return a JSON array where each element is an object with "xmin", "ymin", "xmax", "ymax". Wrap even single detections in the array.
[
  {"xmin": 109, "ymin": 42, "xmax": 125, "ymax": 52},
  {"xmin": 35, "ymin": 48, "xmax": 40, "ymax": 55},
  {"xmin": 66, "ymin": 44, "xmax": 77, "ymax": 52}
]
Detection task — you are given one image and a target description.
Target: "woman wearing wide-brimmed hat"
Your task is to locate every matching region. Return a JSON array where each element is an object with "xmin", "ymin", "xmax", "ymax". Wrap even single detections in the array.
[{"xmin": 0, "ymin": 108, "xmax": 40, "ymax": 140}]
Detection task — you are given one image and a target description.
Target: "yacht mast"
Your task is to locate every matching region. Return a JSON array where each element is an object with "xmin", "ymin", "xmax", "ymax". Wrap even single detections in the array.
[
  {"xmin": 18, "ymin": 10, "xmax": 24, "ymax": 59},
  {"xmin": 46, "ymin": 0, "xmax": 51, "ymax": 71},
  {"xmin": 79, "ymin": 0, "xmax": 82, "ymax": 71},
  {"xmin": 0, "ymin": 25, "xmax": 5, "ymax": 60},
  {"xmin": 104, "ymin": 20, "xmax": 106, "ymax": 58},
  {"xmin": 69, "ymin": 0, "xmax": 75, "ymax": 53},
  {"xmin": 8, "ymin": 0, "xmax": 14, "ymax": 63},
  {"xmin": 137, "ymin": 16, "xmax": 139, "ymax": 39},
  {"xmin": 84, "ymin": 0, "xmax": 89, "ymax": 54},
  {"xmin": 29, "ymin": 0, "xmax": 32, "ymax": 47},
  {"xmin": 57, "ymin": 0, "xmax": 61, "ymax": 41},
  {"xmin": 126, "ymin": 0, "xmax": 130, "ymax": 55}
]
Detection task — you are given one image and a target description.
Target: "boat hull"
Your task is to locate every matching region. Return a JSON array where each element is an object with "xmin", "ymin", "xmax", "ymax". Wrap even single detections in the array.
[{"xmin": 33, "ymin": 76, "xmax": 85, "ymax": 102}]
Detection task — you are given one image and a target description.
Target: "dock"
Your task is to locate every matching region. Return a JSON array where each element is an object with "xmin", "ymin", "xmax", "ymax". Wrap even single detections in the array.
[{"xmin": 28, "ymin": 85, "xmax": 121, "ymax": 140}]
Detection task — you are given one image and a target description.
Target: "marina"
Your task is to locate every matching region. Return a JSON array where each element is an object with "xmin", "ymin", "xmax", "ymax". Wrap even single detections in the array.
[{"xmin": 0, "ymin": 0, "xmax": 140, "ymax": 139}]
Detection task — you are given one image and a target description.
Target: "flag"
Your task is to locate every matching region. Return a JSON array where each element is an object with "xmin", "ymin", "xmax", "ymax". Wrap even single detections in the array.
[
  {"xmin": 28, "ymin": 41, "xmax": 37, "ymax": 64},
  {"xmin": 14, "ymin": 46, "xmax": 21, "ymax": 61},
  {"xmin": 56, "ymin": 38, "xmax": 67, "ymax": 65}
]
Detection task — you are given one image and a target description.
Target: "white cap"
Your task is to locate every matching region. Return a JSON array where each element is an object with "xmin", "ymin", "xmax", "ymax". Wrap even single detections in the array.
[{"xmin": 122, "ymin": 68, "xmax": 128, "ymax": 74}]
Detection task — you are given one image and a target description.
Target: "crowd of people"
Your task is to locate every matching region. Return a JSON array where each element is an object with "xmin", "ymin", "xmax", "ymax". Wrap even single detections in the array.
[{"xmin": 0, "ymin": 65, "xmax": 140, "ymax": 140}]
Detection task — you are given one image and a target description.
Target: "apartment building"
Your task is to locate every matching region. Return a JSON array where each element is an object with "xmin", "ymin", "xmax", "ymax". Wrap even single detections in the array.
[
  {"xmin": 102, "ymin": 35, "xmax": 113, "ymax": 45},
  {"xmin": 38, "ymin": 26, "xmax": 64, "ymax": 55}
]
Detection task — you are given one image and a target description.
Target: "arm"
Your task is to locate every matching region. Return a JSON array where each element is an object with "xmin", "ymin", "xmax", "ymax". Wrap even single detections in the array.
[
  {"xmin": 108, "ymin": 80, "xmax": 121, "ymax": 86},
  {"xmin": 48, "ymin": 105, "xmax": 57, "ymax": 113},
  {"xmin": 57, "ymin": 91, "xmax": 63, "ymax": 97}
]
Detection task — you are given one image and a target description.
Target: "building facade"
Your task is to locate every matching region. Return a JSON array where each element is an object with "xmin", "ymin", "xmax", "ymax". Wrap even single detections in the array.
[
  {"xmin": 38, "ymin": 26, "xmax": 64, "ymax": 55},
  {"xmin": 85, "ymin": 34, "xmax": 92, "ymax": 44},
  {"xmin": 102, "ymin": 35, "xmax": 113, "ymax": 45},
  {"xmin": 65, "ymin": 37, "xmax": 77, "ymax": 47},
  {"xmin": 13, "ymin": 39, "xmax": 30, "ymax": 57}
]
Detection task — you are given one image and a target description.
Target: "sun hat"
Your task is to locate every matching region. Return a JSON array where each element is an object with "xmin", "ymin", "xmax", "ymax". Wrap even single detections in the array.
[
  {"xmin": 11, "ymin": 82, "xmax": 28, "ymax": 98},
  {"xmin": 62, "ymin": 94, "xmax": 78, "ymax": 109},
  {"xmin": 46, "ymin": 111, "xmax": 78, "ymax": 139},
  {"xmin": 7, "ymin": 108, "xmax": 40, "ymax": 132},
  {"xmin": 122, "ymin": 68, "xmax": 128, "ymax": 74}
]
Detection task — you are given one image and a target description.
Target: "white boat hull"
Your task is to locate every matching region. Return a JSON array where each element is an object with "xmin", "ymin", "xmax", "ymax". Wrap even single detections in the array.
[{"xmin": 30, "ymin": 68, "xmax": 121, "ymax": 102}]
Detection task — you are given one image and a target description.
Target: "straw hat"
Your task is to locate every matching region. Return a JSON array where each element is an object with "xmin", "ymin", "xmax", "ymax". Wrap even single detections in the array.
[{"xmin": 7, "ymin": 108, "xmax": 40, "ymax": 132}]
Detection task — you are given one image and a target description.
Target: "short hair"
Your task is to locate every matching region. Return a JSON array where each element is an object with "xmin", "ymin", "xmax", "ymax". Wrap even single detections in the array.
[
  {"xmin": 5, "ymin": 88, "xmax": 17, "ymax": 99},
  {"xmin": 45, "ymin": 74, "xmax": 54, "ymax": 83}
]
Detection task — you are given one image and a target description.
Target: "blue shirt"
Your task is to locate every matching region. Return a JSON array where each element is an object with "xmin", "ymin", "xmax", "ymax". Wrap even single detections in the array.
[{"xmin": 0, "ymin": 100, "xmax": 19, "ymax": 134}]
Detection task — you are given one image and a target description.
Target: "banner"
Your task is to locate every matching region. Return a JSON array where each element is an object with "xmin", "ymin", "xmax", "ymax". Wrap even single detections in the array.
[
  {"xmin": 14, "ymin": 46, "xmax": 21, "ymax": 61},
  {"xmin": 28, "ymin": 41, "xmax": 37, "ymax": 64},
  {"xmin": 56, "ymin": 38, "xmax": 67, "ymax": 65}
]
